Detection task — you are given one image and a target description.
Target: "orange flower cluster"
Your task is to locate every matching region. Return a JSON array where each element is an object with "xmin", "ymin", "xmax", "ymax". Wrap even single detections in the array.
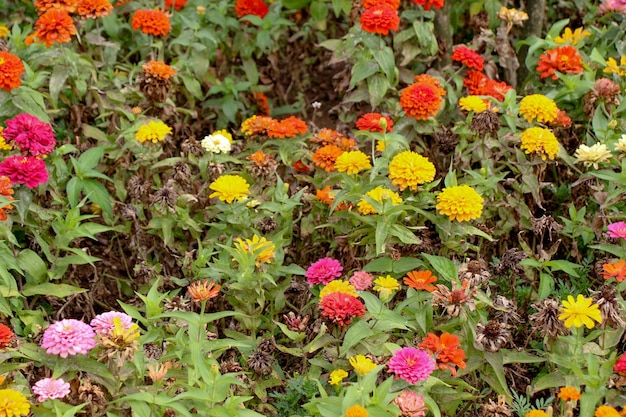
[
  {"xmin": 602, "ymin": 260, "xmax": 626, "ymax": 282},
  {"xmin": 315, "ymin": 186, "xmax": 351, "ymax": 211},
  {"xmin": 360, "ymin": 6, "xmax": 399, "ymax": 35},
  {"xmin": 34, "ymin": 0, "xmax": 77, "ymax": 14},
  {"xmin": 187, "ymin": 279, "xmax": 221, "ymax": 303},
  {"xmin": 536, "ymin": 46, "xmax": 584, "ymax": 80},
  {"xmin": 268, "ymin": 116, "xmax": 307, "ymax": 138},
  {"xmin": 0, "ymin": 176, "xmax": 14, "ymax": 221},
  {"xmin": 463, "ymin": 70, "xmax": 513, "ymax": 101},
  {"xmin": 33, "ymin": 9, "xmax": 77, "ymax": 47},
  {"xmin": 363, "ymin": 0, "xmax": 400, "ymax": 9},
  {"xmin": 311, "ymin": 128, "xmax": 356, "ymax": 151},
  {"xmin": 313, "ymin": 145, "xmax": 344, "ymax": 172},
  {"xmin": 143, "ymin": 61, "xmax": 176, "ymax": 80},
  {"xmin": 131, "ymin": 9, "xmax": 171, "ymax": 37},
  {"xmin": 356, "ymin": 113, "xmax": 394, "ymax": 132},
  {"xmin": 451, "ymin": 45, "xmax": 484, "ymax": 71},
  {"xmin": 0, "ymin": 52, "xmax": 25, "ymax": 91},
  {"xmin": 400, "ymin": 74, "xmax": 447, "ymax": 120},
  {"xmin": 247, "ymin": 149, "xmax": 272, "ymax": 166},
  {"xmin": 253, "ymin": 92, "xmax": 270, "ymax": 116},
  {"xmin": 77, "ymin": 0, "xmax": 113, "ymax": 19},
  {"xmin": 412, "ymin": 0, "xmax": 444, "ymax": 10},
  {"xmin": 165, "ymin": 0, "xmax": 187, "ymax": 10},
  {"xmin": 419, "ymin": 332, "xmax": 467, "ymax": 376},
  {"xmin": 235, "ymin": 0, "xmax": 269, "ymax": 19},
  {"xmin": 403, "ymin": 270, "xmax": 437, "ymax": 292},
  {"xmin": 241, "ymin": 115, "xmax": 275, "ymax": 136}
]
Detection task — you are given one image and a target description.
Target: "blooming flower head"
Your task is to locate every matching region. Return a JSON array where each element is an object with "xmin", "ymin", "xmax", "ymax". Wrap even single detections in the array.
[
  {"xmin": 187, "ymin": 279, "xmax": 221, "ymax": 302},
  {"xmin": 363, "ymin": 0, "xmax": 400, "ymax": 8},
  {"xmin": 0, "ymin": 155, "xmax": 49, "ymax": 189},
  {"xmin": 400, "ymin": 74, "xmax": 447, "ymax": 120},
  {"xmin": 436, "ymin": 185, "xmax": 484, "ymax": 222},
  {"xmin": 607, "ymin": 222, "xmax": 626, "ymax": 239},
  {"xmin": 536, "ymin": 46, "xmax": 584, "ymax": 80},
  {"xmin": 412, "ymin": 0, "xmax": 444, "ymax": 10},
  {"xmin": 525, "ymin": 411, "xmax": 549, "ymax": 417},
  {"xmin": 373, "ymin": 275, "xmax": 400, "ymax": 302},
  {"xmin": 575, "ymin": 143, "xmax": 612, "ymax": 169},
  {"xmin": 34, "ymin": 9, "xmax": 77, "ymax": 47},
  {"xmin": 603, "ymin": 260, "xmax": 626, "ymax": 282},
  {"xmin": 0, "ymin": 323, "xmax": 14, "ymax": 348},
  {"xmin": 349, "ymin": 271, "xmax": 374, "ymax": 290},
  {"xmin": 346, "ymin": 404, "xmax": 368, "ymax": 417},
  {"xmin": 201, "ymin": 131, "xmax": 232, "ymax": 154},
  {"xmin": 320, "ymin": 280, "xmax": 358, "ymax": 298},
  {"xmin": 135, "ymin": 121, "xmax": 172, "ymax": 143},
  {"xmin": 388, "ymin": 347, "xmax": 436, "ymax": 384},
  {"xmin": 142, "ymin": 61, "xmax": 176, "ymax": 80},
  {"xmin": 3, "ymin": 113, "xmax": 56, "ymax": 156},
  {"xmin": 520, "ymin": 127, "xmax": 560, "ymax": 160},
  {"xmin": 357, "ymin": 186, "xmax": 402, "ymax": 215},
  {"xmin": 451, "ymin": 46, "xmax": 484, "ymax": 71},
  {"xmin": 518, "ymin": 94, "xmax": 559, "ymax": 124},
  {"xmin": 99, "ymin": 317, "xmax": 140, "ymax": 350},
  {"xmin": 33, "ymin": 378, "xmax": 71, "ymax": 402},
  {"xmin": 393, "ymin": 390, "xmax": 427, "ymax": 417},
  {"xmin": 335, "ymin": 151, "xmax": 372, "ymax": 175},
  {"xmin": 0, "ymin": 26, "xmax": 8, "ymax": 38},
  {"xmin": 209, "ymin": 174, "xmax": 250, "ymax": 203},
  {"xmin": 165, "ymin": 0, "xmax": 187, "ymax": 10},
  {"xmin": 306, "ymin": 257, "xmax": 343, "ymax": 285},
  {"xmin": 0, "ymin": 51, "xmax": 24, "ymax": 91},
  {"xmin": 131, "ymin": 9, "xmax": 171, "ymax": 37},
  {"xmin": 360, "ymin": 6, "xmax": 400, "ymax": 35},
  {"xmin": 388, "ymin": 150, "xmax": 436, "ymax": 191},
  {"xmin": 600, "ymin": 0, "xmax": 626, "ymax": 13},
  {"xmin": 319, "ymin": 292, "xmax": 366, "ymax": 326},
  {"xmin": 77, "ymin": 0, "xmax": 114, "ymax": 18},
  {"xmin": 313, "ymin": 145, "xmax": 344, "ymax": 172},
  {"xmin": 557, "ymin": 386, "xmax": 581, "ymax": 401},
  {"xmin": 555, "ymin": 27, "xmax": 591, "ymax": 46},
  {"xmin": 616, "ymin": 135, "xmax": 626, "ymax": 153},
  {"xmin": 0, "ymin": 176, "xmax": 15, "ymax": 221},
  {"xmin": 356, "ymin": 113, "xmax": 394, "ymax": 132},
  {"xmin": 0, "ymin": 389, "xmax": 30, "ymax": 416},
  {"xmin": 234, "ymin": 234, "xmax": 275, "ymax": 266},
  {"xmin": 329, "ymin": 369, "xmax": 349, "ymax": 385},
  {"xmin": 497, "ymin": 7, "xmax": 528, "ymax": 24},
  {"xmin": 41, "ymin": 319, "xmax": 96, "ymax": 358},
  {"xmin": 558, "ymin": 294, "xmax": 602, "ymax": 329},
  {"xmin": 90, "ymin": 312, "xmax": 134, "ymax": 335},
  {"xmin": 459, "ymin": 96, "xmax": 488, "ymax": 113},
  {"xmin": 418, "ymin": 332, "xmax": 466, "ymax": 376},
  {"xmin": 267, "ymin": 116, "xmax": 307, "ymax": 138},
  {"xmin": 595, "ymin": 406, "xmax": 621, "ymax": 417},
  {"xmin": 241, "ymin": 115, "xmax": 275, "ymax": 136},
  {"xmin": 0, "ymin": 128, "xmax": 10, "ymax": 151},
  {"xmin": 34, "ymin": 0, "xmax": 77, "ymax": 13},
  {"xmin": 349, "ymin": 355, "xmax": 377, "ymax": 376},
  {"xmin": 235, "ymin": 0, "xmax": 269, "ymax": 18},
  {"xmin": 604, "ymin": 56, "xmax": 626, "ymax": 76},
  {"xmin": 463, "ymin": 71, "xmax": 513, "ymax": 101},
  {"xmin": 615, "ymin": 354, "xmax": 626, "ymax": 375},
  {"xmin": 404, "ymin": 270, "xmax": 437, "ymax": 292}
]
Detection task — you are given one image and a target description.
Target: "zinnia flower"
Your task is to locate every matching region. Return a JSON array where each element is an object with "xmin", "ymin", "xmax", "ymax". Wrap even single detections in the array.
[
  {"xmin": 403, "ymin": 270, "xmax": 437, "ymax": 292},
  {"xmin": 34, "ymin": 9, "xmax": 77, "ymax": 47},
  {"xmin": 313, "ymin": 145, "xmax": 344, "ymax": 172},
  {"xmin": 412, "ymin": 0, "xmax": 444, "ymax": 10},
  {"xmin": 0, "ymin": 323, "xmax": 14, "ymax": 348},
  {"xmin": 234, "ymin": 234, "xmax": 275, "ymax": 266},
  {"xmin": 306, "ymin": 257, "xmax": 343, "ymax": 285},
  {"xmin": 518, "ymin": 94, "xmax": 559, "ymax": 124},
  {"xmin": 131, "ymin": 9, "xmax": 171, "ymax": 37},
  {"xmin": 349, "ymin": 271, "xmax": 374, "ymax": 290},
  {"xmin": 400, "ymin": 74, "xmax": 447, "ymax": 120},
  {"xmin": 77, "ymin": 0, "xmax": 114, "ymax": 18},
  {"xmin": 558, "ymin": 294, "xmax": 602, "ymax": 329},
  {"xmin": 536, "ymin": 46, "xmax": 584, "ymax": 80},
  {"xmin": 267, "ymin": 116, "xmax": 307, "ymax": 138},
  {"xmin": 615, "ymin": 354, "xmax": 626, "ymax": 375},
  {"xmin": 604, "ymin": 56, "xmax": 626, "ymax": 76},
  {"xmin": 462, "ymin": 70, "xmax": 513, "ymax": 101},
  {"xmin": 0, "ymin": 176, "xmax": 14, "ymax": 221},
  {"xmin": 373, "ymin": 275, "xmax": 400, "ymax": 302},
  {"xmin": 34, "ymin": 0, "xmax": 76, "ymax": 13},
  {"xmin": 525, "ymin": 412, "xmax": 549, "ymax": 417},
  {"xmin": 436, "ymin": 185, "xmax": 484, "ymax": 222},
  {"xmin": 615, "ymin": 135, "xmax": 626, "ymax": 153},
  {"xmin": 359, "ymin": 6, "xmax": 400, "ymax": 35},
  {"xmin": 349, "ymin": 354, "xmax": 377, "ymax": 376},
  {"xmin": 335, "ymin": 151, "xmax": 372, "ymax": 175},
  {"xmin": 0, "ymin": 155, "xmax": 48, "ymax": 188},
  {"xmin": 208, "ymin": 174, "xmax": 250, "ymax": 203},
  {"xmin": 165, "ymin": 0, "xmax": 187, "ymax": 10},
  {"xmin": 363, "ymin": 0, "xmax": 400, "ymax": 9},
  {"xmin": 32, "ymin": 378, "xmax": 71, "ymax": 402},
  {"xmin": 252, "ymin": 92, "xmax": 270, "ymax": 116},
  {"xmin": 135, "ymin": 121, "xmax": 172, "ymax": 143},
  {"xmin": 357, "ymin": 186, "xmax": 402, "ymax": 215},
  {"xmin": 451, "ymin": 45, "xmax": 484, "ymax": 71},
  {"xmin": 201, "ymin": 131, "xmax": 232, "ymax": 154},
  {"xmin": 520, "ymin": 127, "xmax": 560, "ymax": 160},
  {"xmin": 602, "ymin": 260, "xmax": 626, "ymax": 282},
  {"xmin": 607, "ymin": 221, "xmax": 626, "ymax": 239},
  {"xmin": 142, "ymin": 60, "xmax": 176, "ymax": 80},
  {"xmin": 320, "ymin": 281, "xmax": 358, "ymax": 298},
  {"xmin": 393, "ymin": 391, "xmax": 427, "ymax": 417},
  {"xmin": 0, "ymin": 51, "xmax": 24, "ymax": 91},
  {"xmin": 459, "ymin": 96, "xmax": 488, "ymax": 113},
  {"xmin": 90, "ymin": 312, "xmax": 134, "ymax": 335},
  {"xmin": 557, "ymin": 386, "xmax": 581, "ymax": 401},
  {"xmin": 241, "ymin": 115, "xmax": 275, "ymax": 136},
  {"xmin": 329, "ymin": 369, "xmax": 348, "ymax": 385},
  {"xmin": 575, "ymin": 143, "xmax": 612, "ymax": 169},
  {"xmin": 595, "ymin": 406, "xmax": 621, "ymax": 417},
  {"xmin": 319, "ymin": 292, "xmax": 366, "ymax": 326},
  {"xmin": 187, "ymin": 279, "xmax": 221, "ymax": 302},
  {"xmin": 356, "ymin": 113, "xmax": 394, "ymax": 132},
  {"xmin": 40, "ymin": 319, "xmax": 96, "ymax": 358},
  {"xmin": 3, "ymin": 113, "xmax": 56, "ymax": 156},
  {"xmin": 0, "ymin": 389, "xmax": 30, "ymax": 416},
  {"xmin": 235, "ymin": 0, "xmax": 269, "ymax": 18},
  {"xmin": 388, "ymin": 347, "xmax": 436, "ymax": 384},
  {"xmin": 388, "ymin": 150, "xmax": 436, "ymax": 191},
  {"xmin": 418, "ymin": 332, "xmax": 467, "ymax": 376},
  {"xmin": 346, "ymin": 405, "xmax": 368, "ymax": 417},
  {"xmin": 555, "ymin": 27, "xmax": 591, "ymax": 46}
]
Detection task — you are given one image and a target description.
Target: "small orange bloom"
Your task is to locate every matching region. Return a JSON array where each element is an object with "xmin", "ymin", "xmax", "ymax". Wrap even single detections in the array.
[
  {"xmin": 419, "ymin": 332, "xmax": 466, "ymax": 376},
  {"xmin": 403, "ymin": 270, "xmax": 437, "ymax": 292},
  {"xmin": 247, "ymin": 150, "xmax": 272, "ymax": 166},
  {"xmin": 536, "ymin": 46, "xmax": 584, "ymax": 80},
  {"xmin": 0, "ymin": 51, "xmax": 25, "ymax": 91},
  {"xmin": 315, "ymin": 186, "xmax": 351, "ymax": 211},
  {"xmin": 241, "ymin": 115, "xmax": 276, "ymax": 136},
  {"xmin": 602, "ymin": 260, "xmax": 626, "ymax": 282},
  {"xmin": 363, "ymin": 0, "xmax": 400, "ymax": 9},
  {"xmin": 34, "ymin": 9, "xmax": 77, "ymax": 47},
  {"xmin": 165, "ymin": 0, "xmax": 187, "ymax": 10},
  {"xmin": 558, "ymin": 386, "xmax": 581, "ymax": 401},
  {"xmin": 0, "ymin": 176, "xmax": 14, "ymax": 221},
  {"xmin": 360, "ymin": 6, "xmax": 399, "ymax": 35},
  {"xmin": 253, "ymin": 92, "xmax": 270, "ymax": 116},
  {"xmin": 187, "ymin": 279, "xmax": 221, "ymax": 302},
  {"xmin": 313, "ymin": 145, "xmax": 344, "ymax": 172},
  {"xmin": 400, "ymin": 74, "xmax": 447, "ymax": 120},
  {"xmin": 131, "ymin": 9, "xmax": 171, "ymax": 37},
  {"xmin": 76, "ymin": 0, "xmax": 113, "ymax": 18},
  {"xmin": 356, "ymin": 113, "xmax": 394, "ymax": 132},
  {"xmin": 34, "ymin": 0, "xmax": 77, "ymax": 14},
  {"xmin": 463, "ymin": 70, "xmax": 513, "ymax": 101},
  {"xmin": 268, "ymin": 116, "xmax": 307, "ymax": 138},
  {"xmin": 142, "ymin": 60, "xmax": 176, "ymax": 80},
  {"xmin": 0, "ymin": 323, "xmax": 14, "ymax": 348}
]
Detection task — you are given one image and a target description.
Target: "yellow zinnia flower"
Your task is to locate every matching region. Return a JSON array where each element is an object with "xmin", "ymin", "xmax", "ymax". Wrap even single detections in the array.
[
  {"xmin": 436, "ymin": 185, "xmax": 484, "ymax": 222},
  {"xmin": 335, "ymin": 150, "xmax": 372, "ymax": 175},
  {"xmin": 234, "ymin": 234, "xmax": 275, "ymax": 266},
  {"xmin": 349, "ymin": 355, "xmax": 376, "ymax": 376},
  {"xmin": 555, "ymin": 27, "xmax": 590, "ymax": 45},
  {"xmin": 373, "ymin": 275, "xmax": 400, "ymax": 302},
  {"xmin": 388, "ymin": 150, "xmax": 436, "ymax": 191},
  {"xmin": 357, "ymin": 186, "xmax": 402, "ymax": 215},
  {"xmin": 520, "ymin": 127, "xmax": 560, "ymax": 160},
  {"xmin": 574, "ymin": 143, "xmax": 612, "ymax": 169},
  {"xmin": 0, "ymin": 127, "xmax": 11, "ymax": 151},
  {"xmin": 595, "ymin": 405, "xmax": 621, "ymax": 417},
  {"xmin": 346, "ymin": 404, "xmax": 368, "ymax": 417},
  {"xmin": 524, "ymin": 411, "xmax": 549, "ymax": 417},
  {"xmin": 320, "ymin": 280, "xmax": 358, "ymax": 298},
  {"xmin": 209, "ymin": 174, "xmax": 250, "ymax": 203},
  {"xmin": 459, "ymin": 96, "xmax": 488, "ymax": 113},
  {"xmin": 558, "ymin": 294, "xmax": 602, "ymax": 329},
  {"xmin": 135, "ymin": 121, "xmax": 172, "ymax": 144},
  {"xmin": 329, "ymin": 369, "xmax": 348, "ymax": 385},
  {"xmin": 100, "ymin": 318, "xmax": 140, "ymax": 349},
  {"xmin": 0, "ymin": 389, "xmax": 30, "ymax": 417},
  {"xmin": 604, "ymin": 57, "xmax": 626, "ymax": 76},
  {"xmin": 518, "ymin": 94, "xmax": 559, "ymax": 124},
  {"xmin": 0, "ymin": 26, "xmax": 9, "ymax": 38}
]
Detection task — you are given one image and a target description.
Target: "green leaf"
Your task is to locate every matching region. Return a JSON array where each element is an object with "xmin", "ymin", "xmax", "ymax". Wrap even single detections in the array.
[
  {"xmin": 367, "ymin": 74, "xmax": 389, "ymax": 108},
  {"xmin": 49, "ymin": 65, "xmax": 70, "ymax": 107},
  {"xmin": 21, "ymin": 283, "xmax": 87, "ymax": 298},
  {"xmin": 78, "ymin": 146, "xmax": 105, "ymax": 172},
  {"xmin": 82, "ymin": 125, "xmax": 109, "ymax": 143},
  {"xmin": 372, "ymin": 47, "xmax": 396, "ymax": 84},
  {"xmin": 340, "ymin": 320, "xmax": 374, "ymax": 356},
  {"xmin": 537, "ymin": 272, "xmax": 554, "ymax": 300},
  {"xmin": 350, "ymin": 60, "xmax": 379, "ymax": 90},
  {"xmin": 283, "ymin": 0, "xmax": 311, "ymax": 8},
  {"xmin": 363, "ymin": 257, "xmax": 394, "ymax": 273},
  {"xmin": 422, "ymin": 254, "xmax": 457, "ymax": 282},
  {"xmin": 66, "ymin": 177, "xmax": 82, "ymax": 208},
  {"xmin": 82, "ymin": 179, "xmax": 113, "ymax": 217},
  {"xmin": 18, "ymin": 249, "xmax": 48, "ymax": 284},
  {"xmin": 310, "ymin": 0, "xmax": 328, "ymax": 21}
]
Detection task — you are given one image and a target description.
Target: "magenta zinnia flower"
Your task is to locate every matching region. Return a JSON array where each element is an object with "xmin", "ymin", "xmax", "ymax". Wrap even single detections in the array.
[
  {"xmin": 3, "ymin": 114, "xmax": 56, "ymax": 156},
  {"xmin": 319, "ymin": 292, "xmax": 365, "ymax": 326},
  {"xmin": 615, "ymin": 354, "xmax": 626, "ymax": 375},
  {"xmin": 349, "ymin": 271, "xmax": 374, "ymax": 290},
  {"xmin": 0, "ymin": 155, "xmax": 48, "ymax": 188},
  {"xmin": 306, "ymin": 257, "xmax": 343, "ymax": 285},
  {"xmin": 40, "ymin": 319, "xmax": 96, "ymax": 358},
  {"xmin": 32, "ymin": 378, "xmax": 71, "ymax": 402},
  {"xmin": 607, "ymin": 221, "xmax": 626, "ymax": 239},
  {"xmin": 388, "ymin": 347, "xmax": 436, "ymax": 384},
  {"xmin": 90, "ymin": 311, "xmax": 134, "ymax": 335}
]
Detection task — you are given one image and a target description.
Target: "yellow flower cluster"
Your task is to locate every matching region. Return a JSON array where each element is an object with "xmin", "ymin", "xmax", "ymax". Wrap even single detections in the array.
[
  {"xmin": 388, "ymin": 150, "xmax": 435, "ymax": 191},
  {"xmin": 234, "ymin": 235, "xmax": 275, "ymax": 266},
  {"xmin": 0, "ymin": 26, "xmax": 9, "ymax": 38},
  {"xmin": 555, "ymin": 27, "xmax": 590, "ymax": 45},
  {"xmin": 459, "ymin": 96, "xmax": 488, "ymax": 113},
  {"xmin": 373, "ymin": 275, "xmax": 400, "ymax": 302},
  {"xmin": 604, "ymin": 56, "xmax": 626, "ymax": 76},
  {"xmin": 209, "ymin": 174, "xmax": 250, "ymax": 203},
  {"xmin": 349, "ymin": 355, "xmax": 376, "ymax": 376},
  {"xmin": 436, "ymin": 185, "xmax": 484, "ymax": 222},
  {"xmin": 0, "ymin": 127, "xmax": 11, "ymax": 150},
  {"xmin": 135, "ymin": 121, "xmax": 172, "ymax": 143},
  {"xmin": 329, "ymin": 369, "xmax": 348, "ymax": 385},
  {"xmin": 520, "ymin": 127, "xmax": 560, "ymax": 160},
  {"xmin": 357, "ymin": 186, "xmax": 402, "ymax": 215},
  {"xmin": 335, "ymin": 150, "xmax": 372, "ymax": 175},
  {"xmin": 320, "ymin": 280, "xmax": 358, "ymax": 298},
  {"xmin": 518, "ymin": 94, "xmax": 558, "ymax": 124}
]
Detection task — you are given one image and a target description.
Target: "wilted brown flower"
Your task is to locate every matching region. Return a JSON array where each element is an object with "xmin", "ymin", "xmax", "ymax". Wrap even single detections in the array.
[
  {"xmin": 258, "ymin": 217, "xmax": 278, "ymax": 234},
  {"xmin": 529, "ymin": 298, "xmax": 567, "ymax": 338},
  {"xmin": 247, "ymin": 150, "xmax": 278, "ymax": 178},
  {"xmin": 127, "ymin": 175, "xmax": 151, "ymax": 202},
  {"xmin": 470, "ymin": 110, "xmax": 500, "ymax": 136},
  {"xmin": 152, "ymin": 180, "xmax": 178, "ymax": 212},
  {"xmin": 481, "ymin": 395, "xmax": 513, "ymax": 417},
  {"xmin": 476, "ymin": 321, "xmax": 511, "ymax": 352},
  {"xmin": 434, "ymin": 126, "xmax": 460, "ymax": 153},
  {"xmin": 584, "ymin": 78, "xmax": 621, "ymax": 117},
  {"xmin": 147, "ymin": 361, "xmax": 172, "ymax": 382},
  {"xmin": 163, "ymin": 295, "xmax": 191, "ymax": 312},
  {"xmin": 458, "ymin": 258, "xmax": 491, "ymax": 288},
  {"xmin": 491, "ymin": 295, "xmax": 522, "ymax": 324},
  {"xmin": 283, "ymin": 312, "xmax": 309, "ymax": 332},
  {"xmin": 76, "ymin": 379, "xmax": 107, "ymax": 415},
  {"xmin": 172, "ymin": 162, "xmax": 192, "ymax": 187},
  {"xmin": 248, "ymin": 342, "xmax": 274, "ymax": 376},
  {"xmin": 591, "ymin": 285, "xmax": 626, "ymax": 328},
  {"xmin": 431, "ymin": 279, "xmax": 477, "ymax": 317}
]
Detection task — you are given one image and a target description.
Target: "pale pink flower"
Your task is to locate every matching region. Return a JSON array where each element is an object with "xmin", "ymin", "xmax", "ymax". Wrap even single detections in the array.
[
  {"xmin": 607, "ymin": 221, "xmax": 626, "ymax": 239},
  {"xmin": 306, "ymin": 257, "xmax": 343, "ymax": 285},
  {"xmin": 388, "ymin": 347, "xmax": 436, "ymax": 384},
  {"xmin": 40, "ymin": 319, "xmax": 96, "ymax": 358},
  {"xmin": 600, "ymin": 0, "xmax": 626, "ymax": 13},
  {"xmin": 3, "ymin": 113, "xmax": 56, "ymax": 156},
  {"xmin": 90, "ymin": 311, "xmax": 134, "ymax": 335},
  {"xmin": 32, "ymin": 378, "xmax": 70, "ymax": 402},
  {"xmin": 349, "ymin": 271, "xmax": 374, "ymax": 290},
  {"xmin": 393, "ymin": 390, "xmax": 428, "ymax": 417}
]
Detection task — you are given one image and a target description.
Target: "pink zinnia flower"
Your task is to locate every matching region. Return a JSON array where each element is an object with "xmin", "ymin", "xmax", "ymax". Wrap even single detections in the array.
[
  {"xmin": 319, "ymin": 292, "xmax": 365, "ymax": 326},
  {"xmin": 90, "ymin": 311, "xmax": 134, "ymax": 335},
  {"xmin": 607, "ymin": 222, "xmax": 626, "ymax": 239},
  {"xmin": 393, "ymin": 390, "xmax": 428, "ymax": 417},
  {"xmin": 615, "ymin": 354, "xmax": 626, "ymax": 375},
  {"xmin": 3, "ymin": 113, "xmax": 56, "ymax": 156},
  {"xmin": 388, "ymin": 347, "xmax": 436, "ymax": 384},
  {"xmin": 306, "ymin": 257, "xmax": 343, "ymax": 285},
  {"xmin": 0, "ymin": 155, "xmax": 48, "ymax": 188},
  {"xmin": 32, "ymin": 378, "xmax": 71, "ymax": 402},
  {"xmin": 600, "ymin": 0, "xmax": 626, "ymax": 13},
  {"xmin": 40, "ymin": 319, "xmax": 96, "ymax": 358},
  {"xmin": 349, "ymin": 271, "xmax": 374, "ymax": 290}
]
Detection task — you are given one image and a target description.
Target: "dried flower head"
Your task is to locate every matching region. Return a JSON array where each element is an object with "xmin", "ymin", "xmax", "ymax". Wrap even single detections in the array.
[
  {"xmin": 431, "ymin": 279, "xmax": 477, "ymax": 316},
  {"xmin": 529, "ymin": 298, "xmax": 567, "ymax": 337},
  {"xmin": 475, "ymin": 321, "xmax": 511, "ymax": 352},
  {"xmin": 591, "ymin": 285, "xmax": 626, "ymax": 328}
]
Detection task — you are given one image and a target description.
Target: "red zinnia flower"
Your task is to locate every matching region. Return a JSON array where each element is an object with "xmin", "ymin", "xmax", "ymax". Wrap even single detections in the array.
[
  {"xmin": 76, "ymin": 0, "xmax": 114, "ymax": 18},
  {"xmin": 319, "ymin": 292, "xmax": 366, "ymax": 326},
  {"xmin": 451, "ymin": 45, "xmax": 484, "ymax": 71},
  {"xmin": 536, "ymin": 46, "xmax": 584, "ymax": 80},
  {"xmin": 0, "ymin": 323, "xmax": 14, "ymax": 348},
  {"xmin": 34, "ymin": 9, "xmax": 77, "ymax": 47},
  {"xmin": 400, "ymin": 74, "xmax": 447, "ymax": 120},
  {"xmin": 615, "ymin": 354, "xmax": 626, "ymax": 375},
  {"xmin": 363, "ymin": 0, "xmax": 400, "ymax": 9},
  {"xmin": 131, "ymin": 9, "xmax": 171, "ymax": 37},
  {"xmin": 293, "ymin": 160, "xmax": 310, "ymax": 172},
  {"xmin": 165, "ymin": 0, "xmax": 187, "ymax": 10},
  {"xmin": 235, "ymin": 0, "xmax": 269, "ymax": 18},
  {"xmin": 411, "ymin": 0, "xmax": 444, "ymax": 10},
  {"xmin": 356, "ymin": 113, "xmax": 394, "ymax": 132},
  {"xmin": 0, "ymin": 155, "xmax": 49, "ymax": 189},
  {"xmin": 462, "ymin": 70, "xmax": 512, "ymax": 101},
  {"xmin": 0, "ymin": 51, "xmax": 25, "ymax": 91},
  {"xmin": 403, "ymin": 270, "xmax": 437, "ymax": 292},
  {"xmin": 360, "ymin": 6, "xmax": 400, "ymax": 35},
  {"xmin": 419, "ymin": 332, "xmax": 467, "ymax": 376}
]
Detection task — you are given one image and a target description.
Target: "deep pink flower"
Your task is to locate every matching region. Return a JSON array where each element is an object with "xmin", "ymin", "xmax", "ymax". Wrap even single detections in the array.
[
  {"xmin": 388, "ymin": 347, "xmax": 436, "ymax": 384},
  {"xmin": 607, "ymin": 222, "xmax": 626, "ymax": 239},
  {"xmin": 40, "ymin": 319, "xmax": 96, "ymax": 358},
  {"xmin": 3, "ymin": 114, "xmax": 56, "ymax": 156},
  {"xmin": 393, "ymin": 390, "xmax": 428, "ymax": 417},
  {"xmin": 319, "ymin": 292, "xmax": 365, "ymax": 326},
  {"xmin": 90, "ymin": 311, "xmax": 134, "ymax": 335},
  {"xmin": 0, "ymin": 155, "xmax": 48, "ymax": 188},
  {"xmin": 615, "ymin": 354, "xmax": 626, "ymax": 375},
  {"xmin": 349, "ymin": 271, "xmax": 374, "ymax": 290},
  {"xmin": 32, "ymin": 378, "xmax": 71, "ymax": 402},
  {"xmin": 306, "ymin": 257, "xmax": 343, "ymax": 285}
]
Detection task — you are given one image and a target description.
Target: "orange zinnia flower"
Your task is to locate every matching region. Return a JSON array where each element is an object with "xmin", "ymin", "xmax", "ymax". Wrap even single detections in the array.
[
  {"xmin": 462, "ymin": 70, "xmax": 512, "ymax": 101},
  {"xmin": 34, "ymin": 9, "xmax": 77, "ymax": 47},
  {"xmin": 187, "ymin": 279, "xmax": 221, "ymax": 302},
  {"xmin": 34, "ymin": 0, "xmax": 77, "ymax": 14},
  {"xmin": 451, "ymin": 45, "xmax": 484, "ymax": 71},
  {"xmin": 143, "ymin": 60, "xmax": 176, "ymax": 80},
  {"xmin": 165, "ymin": 0, "xmax": 187, "ymax": 10},
  {"xmin": 403, "ymin": 270, "xmax": 437, "ymax": 292},
  {"xmin": 363, "ymin": 0, "xmax": 400, "ymax": 9},
  {"xmin": 316, "ymin": 186, "xmax": 335, "ymax": 205},
  {"xmin": 247, "ymin": 149, "xmax": 272, "ymax": 166},
  {"xmin": 356, "ymin": 113, "xmax": 394, "ymax": 132},
  {"xmin": 536, "ymin": 46, "xmax": 584, "ymax": 80},
  {"xmin": 557, "ymin": 386, "xmax": 581, "ymax": 401},
  {"xmin": 400, "ymin": 74, "xmax": 447, "ymax": 120},
  {"xmin": 418, "ymin": 332, "xmax": 466, "ymax": 376},
  {"xmin": 77, "ymin": 0, "xmax": 113, "ymax": 18},
  {"xmin": 602, "ymin": 260, "xmax": 626, "ymax": 282},
  {"xmin": 0, "ymin": 323, "xmax": 14, "ymax": 348},
  {"xmin": 241, "ymin": 115, "xmax": 276, "ymax": 136},
  {"xmin": 412, "ymin": 0, "xmax": 444, "ymax": 10},
  {"xmin": 131, "ymin": 9, "xmax": 171, "ymax": 37},
  {"xmin": 313, "ymin": 145, "xmax": 344, "ymax": 172},
  {"xmin": 235, "ymin": 0, "xmax": 269, "ymax": 18},
  {"xmin": 268, "ymin": 116, "xmax": 307, "ymax": 138},
  {"xmin": 0, "ymin": 176, "xmax": 15, "ymax": 221},
  {"xmin": 360, "ymin": 6, "xmax": 399, "ymax": 35},
  {"xmin": 0, "ymin": 51, "xmax": 25, "ymax": 91},
  {"xmin": 252, "ymin": 92, "xmax": 270, "ymax": 116}
]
